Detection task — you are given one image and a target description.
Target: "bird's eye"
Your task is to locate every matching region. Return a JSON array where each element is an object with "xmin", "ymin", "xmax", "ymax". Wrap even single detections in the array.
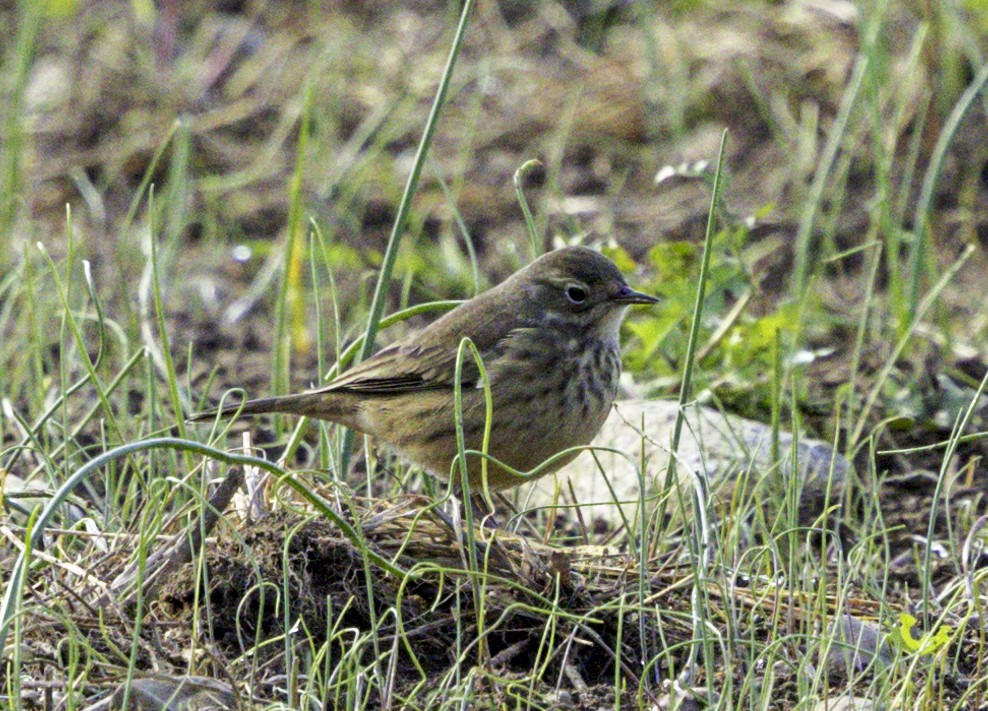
[{"xmin": 565, "ymin": 285, "xmax": 589, "ymax": 304}]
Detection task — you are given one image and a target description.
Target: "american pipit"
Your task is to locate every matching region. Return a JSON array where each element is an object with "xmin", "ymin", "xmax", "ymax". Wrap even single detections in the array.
[{"xmin": 191, "ymin": 246, "xmax": 658, "ymax": 491}]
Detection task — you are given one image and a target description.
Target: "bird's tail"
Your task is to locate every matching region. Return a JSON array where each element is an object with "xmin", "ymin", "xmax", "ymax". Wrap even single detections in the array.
[{"xmin": 188, "ymin": 390, "xmax": 355, "ymax": 425}]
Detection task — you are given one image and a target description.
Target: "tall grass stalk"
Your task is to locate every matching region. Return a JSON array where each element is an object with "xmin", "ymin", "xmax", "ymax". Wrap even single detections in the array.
[
  {"xmin": 0, "ymin": 0, "xmax": 44, "ymax": 252},
  {"xmin": 658, "ymin": 128, "xmax": 728, "ymax": 687},
  {"xmin": 906, "ymin": 58, "xmax": 988, "ymax": 322},
  {"xmin": 309, "ymin": 222, "xmax": 344, "ymax": 472},
  {"xmin": 145, "ymin": 190, "xmax": 191, "ymax": 445},
  {"xmin": 848, "ymin": 244, "xmax": 974, "ymax": 450},
  {"xmin": 38, "ymin": 242, "xmax": 124, "ymax": 444},
  {"xmin": 430, "ymin": 160, "xmax": 481, "ymax": 295},
  {"xmin": 791, "ymin": 0, "xmax": 883, "ymax": 296},
  {"xmin": 273, "ymin": 79, "xmax": 315, "ymax": 403},
  {"xmin": 452, "ymin": 335, "xmax": 494, "ymax": 663},
  {"xmin": 514, "ymin": 159, "xmax": 543, "ymax": 258},
  {"xmin": 920, "ymin": 366, "xmax": 988, "ymax": 623},
  {"xmin": 339, "ymin": 0, "xmax": 478, "ymax": 474}
]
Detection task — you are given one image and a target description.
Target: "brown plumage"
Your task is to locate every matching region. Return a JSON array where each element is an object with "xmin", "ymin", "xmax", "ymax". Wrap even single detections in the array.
[{"xmin": 190, "ymin": 246, "xmax": 658, "ymax": 490}]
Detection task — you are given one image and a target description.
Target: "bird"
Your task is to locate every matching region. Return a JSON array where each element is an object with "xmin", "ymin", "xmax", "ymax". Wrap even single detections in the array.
[{"xmin": 190, "ymin": 246, "xmax": 659, "ymax": 492}]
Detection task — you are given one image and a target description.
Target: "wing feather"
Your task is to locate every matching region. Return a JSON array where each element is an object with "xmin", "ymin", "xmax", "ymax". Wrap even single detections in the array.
[{"xmin": 307, "ymin": 287, "xmax": 529, "ymax": 396}]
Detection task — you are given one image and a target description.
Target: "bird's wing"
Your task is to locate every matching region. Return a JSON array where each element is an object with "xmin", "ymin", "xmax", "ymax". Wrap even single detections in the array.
[
  {"xmin": 308, "ymin": 294, "xmax": 526, "ymax": 396},
  {"xmin": 317, "ymin": 340, "xmax": 478, "ymax": 394}
]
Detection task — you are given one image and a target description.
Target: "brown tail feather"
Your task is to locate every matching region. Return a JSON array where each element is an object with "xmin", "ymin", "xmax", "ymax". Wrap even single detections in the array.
[{"xmin": 188, "ymin": 391, "xmax": 356, "ymax": 425}]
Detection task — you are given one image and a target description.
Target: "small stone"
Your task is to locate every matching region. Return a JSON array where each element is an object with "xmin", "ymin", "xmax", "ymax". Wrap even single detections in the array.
[
  {"xmin": 812, "ymin": 695, "xmax": 879, "ymax": 711},
  {"xmin": 826, "ymin": 613, "xmax": 892, "ymax": 680},
  {"xmin": 107, "ymin": 676, "xmax": 237, "ymax": 710}
]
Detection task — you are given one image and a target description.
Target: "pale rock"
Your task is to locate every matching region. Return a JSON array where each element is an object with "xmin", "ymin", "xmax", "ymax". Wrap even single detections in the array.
[{"xmin": 520, "ymin": 399, "xmax": 849, "ymax": 526}]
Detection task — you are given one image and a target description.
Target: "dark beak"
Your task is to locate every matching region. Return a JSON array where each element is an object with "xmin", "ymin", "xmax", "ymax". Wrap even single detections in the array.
[{"xmin": 611, "ymin": 284, "xmax": 660, "ymax": 305}]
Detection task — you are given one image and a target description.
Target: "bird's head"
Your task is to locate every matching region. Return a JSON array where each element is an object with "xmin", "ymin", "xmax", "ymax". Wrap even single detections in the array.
[{"xmin": 515, "ymin": 246, "xmax": 659, "ymax": 337}]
